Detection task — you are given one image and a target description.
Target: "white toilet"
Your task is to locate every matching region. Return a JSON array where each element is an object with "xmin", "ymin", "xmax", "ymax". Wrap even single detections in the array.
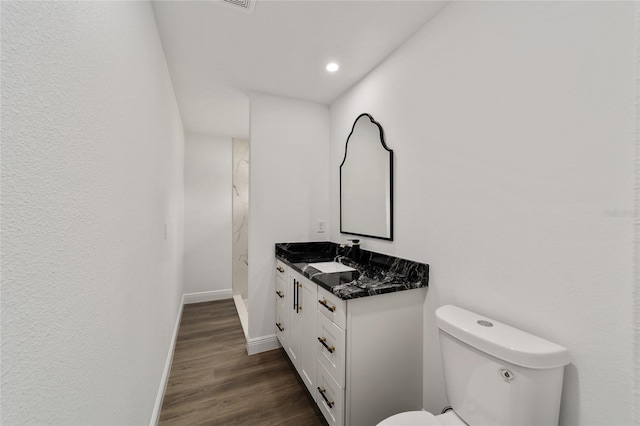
[{"xmin": 378, "ymin": 305, "xmax": 570, "ymax": 426}]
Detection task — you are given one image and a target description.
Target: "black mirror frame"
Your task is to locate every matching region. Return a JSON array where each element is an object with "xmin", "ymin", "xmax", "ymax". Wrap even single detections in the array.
[{"xmin": 339, "ymin": 113, "xmax": 394, "ymax": 241}]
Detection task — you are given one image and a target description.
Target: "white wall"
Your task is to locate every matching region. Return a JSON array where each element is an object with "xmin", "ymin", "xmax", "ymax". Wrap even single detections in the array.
[
  {"xmin": 635, "ymin": 7, "xmax": 640, "ymax": 425},
  {"xmin": 184, "ymin": 133, "xmax": 233, "ymax": 298},
  {"xmin": 329, "ymin": 2, "xmax": 636, "ymax": 425},
  {"xmin": 1, "ymin": 2, "xmax": 185, "ymax": 424},
  {"xmin": 248, "ymin": 93, "xmax": 330, "ymax": 344}
]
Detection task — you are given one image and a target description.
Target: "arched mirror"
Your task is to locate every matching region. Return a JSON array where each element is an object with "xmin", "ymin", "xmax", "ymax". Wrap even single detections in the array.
[{"xmin": 340, "ymin": 113, "xmax": 393, "ymax": 241}]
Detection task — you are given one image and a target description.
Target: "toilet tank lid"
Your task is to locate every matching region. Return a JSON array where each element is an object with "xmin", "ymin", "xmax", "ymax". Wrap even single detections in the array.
[{"xmin": 435, "ymin": 305, "xmax": 570, "ymax": 369}]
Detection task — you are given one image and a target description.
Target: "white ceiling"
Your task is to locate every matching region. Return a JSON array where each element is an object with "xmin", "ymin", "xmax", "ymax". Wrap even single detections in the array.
[{"xmin": 152, "ymin": 0, "xmax": 450, "ymax": 139}]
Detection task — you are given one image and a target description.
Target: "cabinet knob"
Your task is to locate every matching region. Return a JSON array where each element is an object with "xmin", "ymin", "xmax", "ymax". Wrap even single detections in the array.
[{"xmin": 276, "ymin": 266, "xmax": 285, "ymax": 273}]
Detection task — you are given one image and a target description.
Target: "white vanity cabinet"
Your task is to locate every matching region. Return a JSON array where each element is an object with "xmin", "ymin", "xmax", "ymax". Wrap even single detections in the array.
[
  {"xmin": 316, "ymin": 286, "xmax": 426, "ymax": 426},
  {"xmin": 316, "ymin": 287, "xmax": 347, "ymax": 425},
  {"xmin": 276, "ymin": 261, "xmax": 425, "ymax": 426},
  {"xmin": 275, "ymin": 263, "xmax": 318, "ymax": 401}
]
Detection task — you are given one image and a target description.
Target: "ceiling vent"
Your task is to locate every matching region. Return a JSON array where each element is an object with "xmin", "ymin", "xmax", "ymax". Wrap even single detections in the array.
[{"xmin": 216, "ymin": 0, "xmax": 256, "ymax": 15}]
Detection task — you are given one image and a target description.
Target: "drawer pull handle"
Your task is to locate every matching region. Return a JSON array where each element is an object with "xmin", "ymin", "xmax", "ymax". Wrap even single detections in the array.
[
  {"xmin": 318, "ymin": 337, "xmax": 335, "ymax": 353},
  {"xmin": 296, "ymin": 282, "xmax": 303, "ymax": 312},
  {"xmin": 276, "ymin": 322, "xmax": 284, "ymax": 332},
  {"xmin": 318, "ymin": 387, "xmax": 334, "ymax": 408},
  {"xmin": 293, "ymin": 279, "xmax": 298, "ymax": 313},
  {"xmin": 276, "ymin": 266, "xmax": 285, "ymax": 273},
  {"xmin": 276, "ymin": 290, "xmax": 284, "ymax": 298},
  {"xmin": 318, "ymin": 298, "xmax": 336, "ymax": 312}
]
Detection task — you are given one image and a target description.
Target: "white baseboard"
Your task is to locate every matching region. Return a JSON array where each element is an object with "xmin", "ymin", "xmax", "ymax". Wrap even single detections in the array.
[
  {"xmin": 246, "ymin": 334, "xmax": 281, "ymax": 355},
  {"xmin": 150, "ymin": 294, "xmax": 185, "ymax": 426},
  {"xmin": 183, "ymin": 289, "xmax": 232, "ymax": 304}
]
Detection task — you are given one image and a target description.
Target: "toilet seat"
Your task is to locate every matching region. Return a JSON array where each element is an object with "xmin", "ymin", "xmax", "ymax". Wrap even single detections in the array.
[
  {"xmin": 377, "ymin": 410, "xmax": 467, "ymax": 426},
  {"xmin": 377, "ymin": 411, "xmax": 443, "ymax": 426}
]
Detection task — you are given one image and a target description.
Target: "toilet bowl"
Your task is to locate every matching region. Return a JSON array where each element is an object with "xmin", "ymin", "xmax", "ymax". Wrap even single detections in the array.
[
  {"xmin": 378, "ymin": 410, "xmax": 465, "ymax": 426},
  {"xmin": 377, "ymin": 305, "xmax": 570, "ymax": 426}
]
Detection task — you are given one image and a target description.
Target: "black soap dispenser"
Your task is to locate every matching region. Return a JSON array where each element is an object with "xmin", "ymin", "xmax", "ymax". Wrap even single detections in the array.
[{"xmin": 348, "ymin": 239, "xmax": 361, "ymax": 263}]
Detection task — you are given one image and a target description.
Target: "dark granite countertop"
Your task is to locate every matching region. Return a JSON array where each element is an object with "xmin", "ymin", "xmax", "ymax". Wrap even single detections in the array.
[{"xmin": 276, "ymin": 242, "xmax": 429, "ymax": 300}]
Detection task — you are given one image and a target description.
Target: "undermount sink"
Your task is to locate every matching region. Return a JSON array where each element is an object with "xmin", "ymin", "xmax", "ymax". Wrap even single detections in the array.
[{"xmin": 308, "ymin": 262, "xmax": 356, "ymax": 274}]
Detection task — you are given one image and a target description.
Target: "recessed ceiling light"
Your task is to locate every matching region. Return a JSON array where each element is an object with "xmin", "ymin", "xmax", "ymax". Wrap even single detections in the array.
[{"xmin": 326, "ymin": 62, "xmax": 339, "ymax": 73}]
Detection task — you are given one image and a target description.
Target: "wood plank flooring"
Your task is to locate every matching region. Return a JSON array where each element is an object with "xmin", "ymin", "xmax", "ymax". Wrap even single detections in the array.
[{"xmin": 159, "ymin": 300, "xmax": 327, "ymax": 426}]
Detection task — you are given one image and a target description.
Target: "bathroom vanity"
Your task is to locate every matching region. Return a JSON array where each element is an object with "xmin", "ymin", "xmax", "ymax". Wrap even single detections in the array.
[{"xmin": 275, "ymin": 242, "xmax": 429, "ymax": 426}]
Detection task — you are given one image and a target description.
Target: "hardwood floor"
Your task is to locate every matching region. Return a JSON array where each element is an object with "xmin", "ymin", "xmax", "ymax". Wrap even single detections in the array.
[{"xmin": 159, "ymin": 300, "xmax": 327, "ymax": 426}]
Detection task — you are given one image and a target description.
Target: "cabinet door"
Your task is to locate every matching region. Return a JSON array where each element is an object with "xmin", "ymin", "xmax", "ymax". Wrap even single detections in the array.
[
  {"xmin": 287, "ymin": 273, "xmax": 302, "ymax": 370},
  {"xmin": 298, "ymin": 276, "xmax": 318, "ymax": 400}
]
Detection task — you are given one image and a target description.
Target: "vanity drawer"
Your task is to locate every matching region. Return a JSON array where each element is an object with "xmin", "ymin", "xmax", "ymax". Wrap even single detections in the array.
[
  {"xmin": 275, "ymin": 306, "xmax": 287, "ymax": 346},
  {"xmin": 317, "ymin": 313, "xmax": 346, "ymax": 387},
  {"xmin": 276, "ymin": 260, "xmax": 287, "ymax": 279},
  {"xmin": 317, "ymin": 363, "xmax": 345, "ymax": 426},
  {"xmin": 275, "ymin": 273, "xmax": 287, "ymax": 311},
  {"xmin": 317, "ymin": 286, "xmax": 346, "ymax": 329}
]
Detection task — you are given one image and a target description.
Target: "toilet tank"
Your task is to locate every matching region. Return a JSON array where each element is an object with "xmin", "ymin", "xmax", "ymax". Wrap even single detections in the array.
[{"xmin": 435, "ymin": 305, "xmax": 570, "ymax": 426}]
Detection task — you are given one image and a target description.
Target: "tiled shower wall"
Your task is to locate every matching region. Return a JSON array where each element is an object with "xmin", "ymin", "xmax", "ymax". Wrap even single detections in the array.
[{"xmin": 232, "ymin": 138, "xmax": 249, "ymax": 300}]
